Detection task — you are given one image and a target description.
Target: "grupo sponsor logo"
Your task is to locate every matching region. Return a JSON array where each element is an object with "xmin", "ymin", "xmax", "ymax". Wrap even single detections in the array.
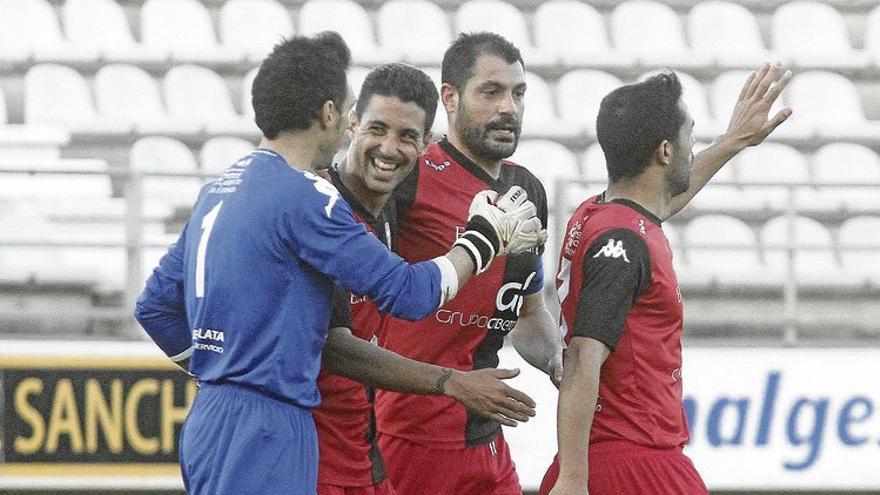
[{"xmin": 435, "ymin": 310, "xmax": 517, "ymax": 332}]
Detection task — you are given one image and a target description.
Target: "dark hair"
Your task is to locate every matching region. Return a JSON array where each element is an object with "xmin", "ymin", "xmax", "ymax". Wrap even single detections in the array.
[
  {"xmin": 356, "ymin": 63, "xmax": 439, "ymax": 134},
  {"xmin": 596, "ymin": 71, "xmax": 686, "ymax": 182},
  {"xmin": 441, "ymin": 32, "xmax": 524, "ymax": 90},
  {"xmin": 252, "ymin": 31, "xmax": 351, "ymax": 139}
]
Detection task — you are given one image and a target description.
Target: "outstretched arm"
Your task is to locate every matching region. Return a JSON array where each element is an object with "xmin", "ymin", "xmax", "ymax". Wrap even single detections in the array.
[
  {"xmin": 510, "ymin": 292, "xmax": 564, "ymax": 387},
  {"xmin": 666, "ymin": 62, "xmax": 793, "ymax": 220},
  {"xmin": 322, "ymin": 326, "xmax": 537, "ymax": 427}
]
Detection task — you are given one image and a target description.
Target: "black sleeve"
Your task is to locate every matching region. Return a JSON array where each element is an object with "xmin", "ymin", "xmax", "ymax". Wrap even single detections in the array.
[
  {"xmin": 573, "ymin": 228, "xmax": 652, "ymax": 350},
  {"xmin": 329, "ymin": 286, "xmax": 352, "ymax": 329}
]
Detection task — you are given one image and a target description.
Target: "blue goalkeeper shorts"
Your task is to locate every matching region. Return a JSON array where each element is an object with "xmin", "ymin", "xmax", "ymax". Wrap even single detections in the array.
[{"xmin": 179, "ymin": 382, "xmax": 318, "ymax": 494}]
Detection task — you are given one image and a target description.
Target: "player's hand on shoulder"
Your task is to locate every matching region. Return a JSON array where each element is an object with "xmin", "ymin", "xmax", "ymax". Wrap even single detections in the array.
[
  {"xmin": 443, "ymin": 367, "xmax": 536, "ymax": 427},
  {"xmin": 725, "ymin": 62, "xmax": 793, "ymax": 146}
]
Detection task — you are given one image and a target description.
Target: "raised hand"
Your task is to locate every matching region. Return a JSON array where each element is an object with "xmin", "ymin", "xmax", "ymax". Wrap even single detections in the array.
[{"xmin": 725, "ymin": 62, "xmax": 793, "ymax": 146}]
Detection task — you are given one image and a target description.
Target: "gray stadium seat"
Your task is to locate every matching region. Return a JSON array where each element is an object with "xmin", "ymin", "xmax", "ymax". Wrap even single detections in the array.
[
  {"xmin": 0, "ymin": 0, "xmax": 97, "ymax": 64},
  {"xmin": 63, "ymin": 0, "xmax": 165, "ymax": 65},
  {"xmin": 812, "ymin": 143, "xmax": 880, "ymax": 213},
  {"xmin": 838, "ymin": 216, "xmax": 880, "ymax": 286},
  {"xmin": 299, "ymin": 0, "xmax": 388, "ymax": 64},
  {"xmin": 688, "ymin": 1, "xmax": 772, "ymax": 68},
  {"xmin": 556, "ymin": 70, "xmax": 622, "ymax": 137},
  {"xmin": 163, "ymin": 65, "xmax": 254, "ymax": 135},
  {"xmin": 611, "ymin": 0, "xmax": 711, "ymax": 69},
  {"xmin": 141, "ymin": 0, "xmax": 240, "ymax": 64},
  {"xmin": 130, "ymin": 136, "xmax": 203, "ymax": 208},
  {"xmin": 866, "ymin": 6, "xmax": 880, "ymax": 68},
  {"xmin": 511, "ymin": 139, "xmax": 579, "ymax": 209},
  {"xmin": 772, "ymin": 1, "xmax": 869, "ymax": 70},
  {"xmin": 378, "ymin": 0, "xmax": 451, "ymax": 65},
  {"xmin": 456, "ymin": 0, "xmax": 554, "ymax": 67},
  {"xmin": 784, "ymin": 71, "xmax": 880, "ymax": 141},
  {"xmin": 534, "ymin": 1, "xmax": 633, "ymax": 68},
  {"xmin": 200, "ymin": 136, "xmax": 256, "ymax": 177},
  {"xmin": 219, "ymin": 0, "xmax": 294, "ymax": 62}
]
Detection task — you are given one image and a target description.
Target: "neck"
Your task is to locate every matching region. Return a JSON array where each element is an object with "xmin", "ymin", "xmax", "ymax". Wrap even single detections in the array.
[
  {"xmin": 604, "ymin": 170, "xmax": 673, "ymax": 220},
  {"xmin": 447, "ymin": 131, "xmax": 502, "ymax": 180},
  {"xmin": 259, "ymin": 130, "xmax": 325, "ymax": 173},
  {"xmin": 338, "ymin": 161, "xmax": 388, "ymax": 218}
]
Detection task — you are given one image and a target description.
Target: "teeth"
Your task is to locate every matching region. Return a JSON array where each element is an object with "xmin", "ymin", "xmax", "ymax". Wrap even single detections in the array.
[{"xmin": 371, "ymin": 157, "xmax": 398, "ymax": 172}]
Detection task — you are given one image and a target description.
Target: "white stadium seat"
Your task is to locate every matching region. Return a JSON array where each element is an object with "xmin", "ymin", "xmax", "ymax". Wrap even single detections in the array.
[
  {"xmin": 299, "ymin": 0, "xmax": 387, "ymax": 64},
  {"xmin": 219, "ymin": 0, "xmax": 293, "ymax": 61},
  {"xmin": 760, "ymin": 215, "xmax": 856, "ymax": 288},
  {"xmin": 784, "ymin": 71, "xmax": 880, "ymax": 140},
  {"xmin": 63, "ymin": 0, "xmax": 164, "ymax": 64},
  {"xmin": 684, "ymin": 214, "xmax": 781, "ymax": 288},
  {"xmin": 611, "ymin": 0, "xmax": 710, "ymax": 68},
  {"xmin": 838, "ymin": 216, "xmax": 880, "ymax": 285},
  {"xmin": 772, "ymin": 1, "xmax": 869, "ymax": 70},
  {"xmin": 0, "ymin": 0, "xmax": 97, "ymax": 64},
  {"xmin": 511, "ymin": 139, "xmax": 579, "ymax": 209},
  {"xmin": 581, "ymin": 143, "xmax": 607, "ymax": 185},
  {"xmin": 201, "ymin": 136, "xmax": 256, "ymax": 176},
  {"xmin": 24, "ymin": 64, "xmax": 128, "ymax": 134},
  {"xmin": 812, "ymin": 143, "xmax": 880, "ymax": 212},
  {"xmin": 141, "ymin": 0, "xmax": 239, "ymax": 64},
  {"xmin": 242, "ymin": 66, "xmax": 259, "ymax": 118},
  {"xmin": 734, "ymin": 143, "xmax": 816, "ymax": 212},
  {"xmin": 534, "ymin": 1, "xmax": 633, "ymax": 68},
  {"xmin": 456, "ymin": 0, "xmax": 554, "ymax": 67},
  {"xmin": 130, "ymin": 136, "xmax": 203, "ymax": 206},
  {"xmin": 163, "ymin": 65, "xmax": 253, "ymax": 134},
  {"xmin": 378, "ymin": 0, "xmax": 451, "ymax": 65},
  {"xmin": 688, "ymin": 1, "xmax": 772, "ymax": 68},
  {"xmin": 866, "ymin": 6, "xmax": 880, "ymax": 67},
  {"xmin": 522, "ymin": 72, "xmax": 567, "ymax": 139},
  {"xmin": 556, "ymin": 70, "xmax": 622, "ymax": 136}
]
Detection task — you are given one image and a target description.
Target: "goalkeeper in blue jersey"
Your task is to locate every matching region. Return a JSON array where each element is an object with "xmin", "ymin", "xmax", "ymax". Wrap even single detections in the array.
[{"xmin": 134, "ymin": 32, "xmax": 546, "ymax": 495}]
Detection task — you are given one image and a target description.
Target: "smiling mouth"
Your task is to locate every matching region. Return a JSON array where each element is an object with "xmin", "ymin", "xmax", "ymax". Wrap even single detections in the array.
[{"xmin": 370, "ymin": 156, "xmax": 400, "ymax": 174}]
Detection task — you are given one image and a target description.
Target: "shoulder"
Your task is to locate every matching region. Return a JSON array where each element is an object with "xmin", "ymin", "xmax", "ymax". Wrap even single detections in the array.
[{"xmin": 501, "ymin": 160, "xmax": 543, "ymax": 191}]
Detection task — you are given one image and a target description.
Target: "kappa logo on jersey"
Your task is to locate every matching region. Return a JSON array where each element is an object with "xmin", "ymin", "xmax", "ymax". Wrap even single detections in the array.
[
  {"xmin": 593, "ymin": 238, "xmax": 630, "ymax": 263},
  {"xmin": 304, "ymin": 172, "xmax": 340, "ymax": 218},
  {"xmin": 425, "ymin": 158, "xmax": 453, "ymax": 172},
  {"xmin": 496, "ymin": 271, "xmax": 537, "ymax": 314}
]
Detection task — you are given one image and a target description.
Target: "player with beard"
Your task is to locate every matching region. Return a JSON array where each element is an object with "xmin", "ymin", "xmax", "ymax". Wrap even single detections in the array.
[
  {"xmin": 541, "ymin": 66, "xmax": 792, "ymax": 495},
  {"xmin": 313, "ymin": 63, "xmax": 538, "ymax": 495},
  {"xmin": 374, "ymin": 32, "xmax": 564, "ymax": 494}
]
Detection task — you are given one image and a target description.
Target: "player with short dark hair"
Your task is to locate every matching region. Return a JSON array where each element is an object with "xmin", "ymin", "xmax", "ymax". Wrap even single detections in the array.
[
  {"xmin": 374, "ymin": 32, "xmax": 565, "ymax": 494},
  {"xmin": 135, "ymin": 32, "xmax": 545, "ymax": 495},
  {"xmin": 540, "ymin": 64, "xmax": 792, "ymax": 495},
  {"xmin": 313, "ymin": 62, "xmax": 538, "ymax": 495}
]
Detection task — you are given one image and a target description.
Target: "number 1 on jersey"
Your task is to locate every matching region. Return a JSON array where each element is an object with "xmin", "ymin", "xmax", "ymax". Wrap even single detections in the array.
[{"xmin": 195, "ymin": 201, "xmax": 222, "ymax": 298}]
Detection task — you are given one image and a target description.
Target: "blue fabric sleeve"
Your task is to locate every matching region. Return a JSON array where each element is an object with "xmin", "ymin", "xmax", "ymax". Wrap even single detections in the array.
[
  {"xmin": 285, "ymin": 172, "xmax": 441, "ymax": 320},
  {"xmin": 134, "ymin": 225, "xmax": 193, "ymax": 359},
  {"xmin": 524, "ymin": 257, "xmax": 544, "ymax": 295}
]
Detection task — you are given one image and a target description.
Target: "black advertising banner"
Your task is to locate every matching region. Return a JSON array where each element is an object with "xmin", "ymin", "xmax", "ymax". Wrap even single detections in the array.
[{"xmin": 0, "ymin": 356, "xmax": 196, "ymax": 476}]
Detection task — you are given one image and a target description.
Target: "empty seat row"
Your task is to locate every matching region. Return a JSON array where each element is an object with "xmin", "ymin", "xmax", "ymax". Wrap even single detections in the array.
[
  {"xmin": 19, "ymin": 63, "xmax": 880, "ymax": 143},
  {"xmin": 3, "ymin": 0, "xmax": 880, "ymax": 70}
]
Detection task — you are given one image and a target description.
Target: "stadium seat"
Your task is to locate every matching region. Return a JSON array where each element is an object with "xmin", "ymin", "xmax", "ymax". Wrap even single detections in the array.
[
  {"xmin": 760, "ymin": 215, "xmax": 856, "ymax": 289},
  {"xmin": 684, "ymin": 214, "xmax": 781, "ymax": 287},
  {"xmin": 556, "ymin": 70, "xmax": 623, "ymax": 136},
  {"xmin": 661, "ymin": 221, "xmax": 711, "ymax": 288},
  {"xmin": 201, "ymin": 136, "xmax": 256, "ymax": 176},
  {"xmin": 534, "ymin": 1, "xmax": 633, "ymax": 68},
  {"xmin": 784, "ymin": 71, "xmax": 880, "ymax": 140},
  {"xmin": 456, "ymin": 0, "xmax": 554, "ymax": 67},
  {"xmin": 0, "ymin": 158, "xmax": 112, "ymax": 201},
  {"xmin": 418, "ymin": 68, "xmax": 447, "ymax": 137},
  {"xmin": 522, "ymin": 72, "xmax": 571, "ymax": 139},
  {"xmin": 24, "ymin": 64, "xmax": 128, "ymax": 134},
  {"xmin": 377, "ymin": 0, "xmax": 451, "ymax": 65},
  {"xmin": 94, "ymin": 64, "xmax": 198, "ymax": 135},
  {"xmin": 510, "ymin": 139, "xmax": 579, "ymax": 208},
  {"xmin": 163, "ymin": 65, "xmax": 254, "ymax": 134},
  {"xmin": 688, "ymin": 1, "xmax": 772, "ymax": 68},
  {"xmin": 772, "ymin": 1, "xmax": 869, "ymax": 70},
  {"xmin": 0, "ymin": 0, "xmax": 96, "ymax": 64},
  {"xmin": 639, "ymin": 70, "xmax": 721, "ymax": 138},
  {"xmin": 838, "ymin": 216, "xmax": 880, "ymax": 285},
  {"xmin": 242, "ymin": 66, "xmax": 259, "ymax": 118},
  {"xmin": 219, "ymin": 0, "xmax": 293, "ymax": 62},
  {"xmin": 734, "ymin": 143, "xmax": 816, "ymax": 212},
  {"xmin": 611, "ymin": 0, "xmax": 711, "ymax": 69},
  {"xmin": 812, "ymin": 143, "xmax": 880, "ymax": 213},
  {"xmin": 581, "ymin": 143, "xmax": 608, "ymax": 185},
  {"xmin": 130, "ymin": 136, "xmax": 203, "ymax": 207},
  {"xmin": 299, "ymin": 0, "xmax": 388, "ymax": 64},
  {"xmin": 63, "ymin": 0, "xmax": 164, "ymax": 65},
  {"xmin": 687, "ymin": 159, "xmax": 748, "ymax": 213},
  {"xmin": 141, "ymin": 0, "xmax": 240, "ymax": 64},
  {"xmin": 866, "ymin": 6, "xmax": 880, "ymax": 67}
]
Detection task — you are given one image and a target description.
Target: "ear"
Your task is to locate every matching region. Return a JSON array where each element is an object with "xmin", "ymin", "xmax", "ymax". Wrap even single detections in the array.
[
  {"xmin": 440, "ymin": 83, "xmax": 458, "ymax": 114},
  {"xmin": 656, "ymin": 140, "xmax": 673, "ymax": 166},
  {"xmin": 347, "ymin": 109, "xmax": 359, "ymax": 139},
  {"xmin": 421, "ymin": 130, "xmax": 433, "ymax": 148},
  {"xmin": 320, "ymin": 100, "xmax": 336, "ymax": 129}
]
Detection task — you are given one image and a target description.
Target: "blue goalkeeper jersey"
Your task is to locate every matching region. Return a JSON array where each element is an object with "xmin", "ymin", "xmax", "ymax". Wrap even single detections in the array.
[{"xmin": 135, "ymin": 149, "xmax": 444, "ymax": 409}]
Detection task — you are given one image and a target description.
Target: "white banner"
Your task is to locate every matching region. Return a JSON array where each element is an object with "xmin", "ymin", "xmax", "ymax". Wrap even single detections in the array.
[{"xmin": 500, "ymin": 346, "xmax": 880, "ymax": 491}]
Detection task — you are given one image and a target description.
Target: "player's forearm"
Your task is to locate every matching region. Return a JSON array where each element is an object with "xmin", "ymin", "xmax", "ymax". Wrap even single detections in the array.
[
  {"xmin": 666, "ymin": 133, "xmax": 745, "ymax": 220},
  {"xmin": 556, "ymin": 338, "xmax": 606, "ymax": 487},
  {"xmin": 322, "ymin": 327, "xmax": 452, "ymax": 395},
  {"xmin": 510, "ymin": 304, "xmax": 563, "ymax": 377}
]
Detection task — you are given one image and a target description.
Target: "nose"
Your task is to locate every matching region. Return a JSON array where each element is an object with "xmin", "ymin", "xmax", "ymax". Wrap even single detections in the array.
[
  {"xmin": 497, "ymin": 90, "xmax": 516, "ymax": 115},
  {"xmin": 378, "ymin": 135, "xmax": 403, "ymax": 159}
]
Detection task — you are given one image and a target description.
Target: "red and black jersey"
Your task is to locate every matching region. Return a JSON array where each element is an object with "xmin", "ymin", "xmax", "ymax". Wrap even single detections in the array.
[
  {"xmin": 314, "ymin": 166, "xmax": 394, "ymax": 486},
  {"xmin": 376, "ymin": 138, "xmax": 548, "ymax": 449},
  {"xmin": 557, "ymin": 193, "xmax": 689, "ymax": 449}
]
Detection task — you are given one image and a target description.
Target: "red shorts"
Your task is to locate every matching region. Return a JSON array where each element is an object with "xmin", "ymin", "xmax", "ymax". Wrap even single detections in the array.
[
  {"xmin": 379, "ymin": 432, "xmax": 521, "ymax": 495},
  {"xmin": 317, "ymin": 479, "xmax": 397, "ymax": 495},
  {"xmin": 538, "ymin": 441, "xmax": 708, "ymax": 495}
]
